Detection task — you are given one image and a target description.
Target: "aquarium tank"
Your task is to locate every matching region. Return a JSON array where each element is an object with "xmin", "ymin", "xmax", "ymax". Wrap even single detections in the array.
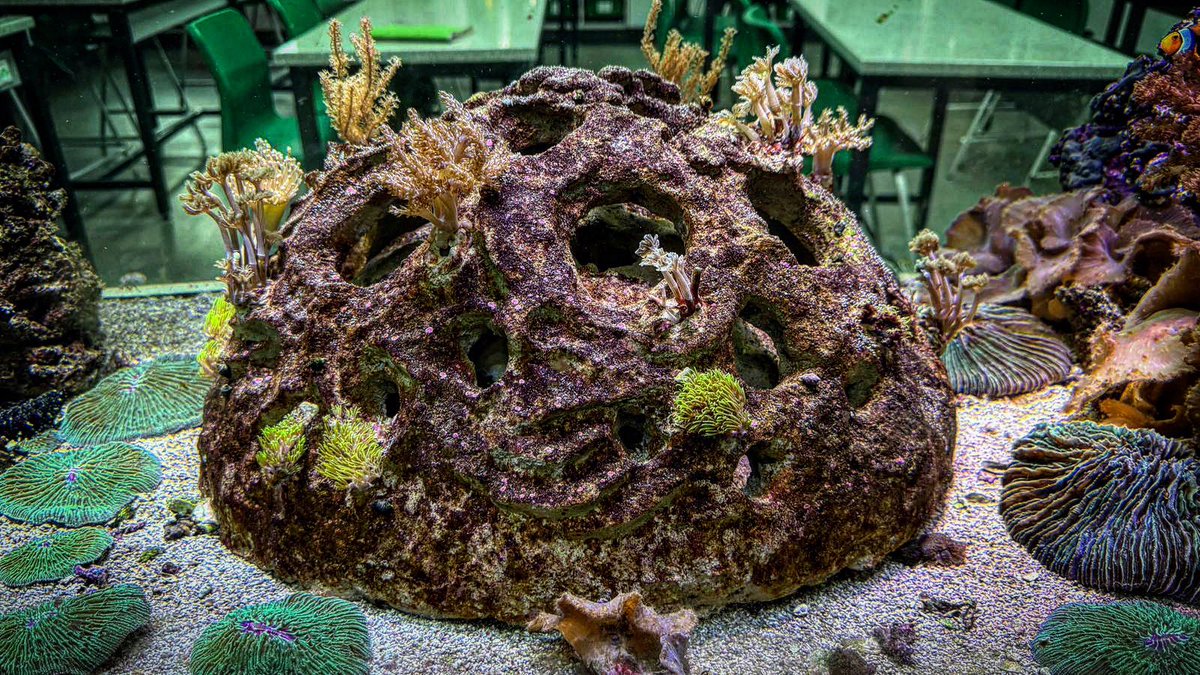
[{"xmin": 2, "ymin": 0, "xmax": 1200, "ymax": 673}]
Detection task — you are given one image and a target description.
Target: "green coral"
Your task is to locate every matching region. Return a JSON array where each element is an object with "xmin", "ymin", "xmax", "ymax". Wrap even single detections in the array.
[
  {"xmin": 0, "ymin": 443, "xmax": 162, "ymax": 526},
  {"xmin": 0, "ymin": 584, "xmax": 151, "ymax": 674},
  {"xmin": 198, "ymin": 297, "xmax": 237, "ymax": 379},
  {"xmin": 188, "ymin": 593, "xmax": 371, "ymax": 675},
  {"xmin": 314, "ymin": 406, "xmax": 383, "ymax": 490},
  {"xmin": 672, "ymin": 368, "xmax": 751, "ymax": 436},
  {"xmin": 58, "ymin": 354, "xmax": 210, "ymax": 445},
  {"xmin": 1033, "ymin": 602, "xmax": 1200, "ymax": 674},
  {"xmin": 0, "ymin": 528, "xmax": 113, "ymax": 586},
  {"xmin": 256, "ymin": 403, "xmax": 317, "ymax": 477}
]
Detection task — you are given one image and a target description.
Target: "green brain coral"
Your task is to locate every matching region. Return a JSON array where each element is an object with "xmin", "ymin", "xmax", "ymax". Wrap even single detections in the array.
[
  {"xmin": 0, "ymin": 443, "xmax": 162, "ymax": 526},
  {"xmin": 188, "ymin": 593, "xmax": 371, "ymax": 675},
  {"xmin": 58, "ymin": 354, "xmax": 210, "ymax": 445},
  {"xmin": 1033, "ymin": 602, "xmax": 1200, "ymax": 674},
  {"xmin": 0, "ymin": 528, "xmax": 113, "ymax": 586},
  {"xmin": 0, "ymin": 584, "xmax": 151, "ymax": 674},
  {"xmin": 672, "ymin": 368, "xmax": 751, "ymax": 436},
  {"xmin": 314, "ymin": 406, "xmax": 383, "ymax": 490}
]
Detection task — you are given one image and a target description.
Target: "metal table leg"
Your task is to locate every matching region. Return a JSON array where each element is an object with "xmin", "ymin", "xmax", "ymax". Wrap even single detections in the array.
[
  {"xmin": 1119, "ymin": 2, "xmax": 1148, "ymax": 55},
  {"xmin": 915, "ymin": 84, "xmax": 949, "ymax": 230},
  {"xmin": 291, "ymin": 66, "xmax": 323, "ymax": 171},
  {"xmin": 846, "ymin": 78, "xmax": 879, "ymax": 217}
]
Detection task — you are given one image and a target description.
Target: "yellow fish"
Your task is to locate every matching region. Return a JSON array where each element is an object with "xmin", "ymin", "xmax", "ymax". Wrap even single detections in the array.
[{"xmin": 1159, "ymin": 23, "xmax": 1200, "ymax": 57}]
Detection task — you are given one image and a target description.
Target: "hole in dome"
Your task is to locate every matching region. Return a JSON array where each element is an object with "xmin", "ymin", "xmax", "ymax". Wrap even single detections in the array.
[
  {"xmin": 734, "ymin": 300, "xmax": 791, "ymax": 389},
  {"xmin": 339, "ymin": 202, "xmax": 429, "ymax": 286},
  {"xmin": 745, "ymin": 171, "xmax": 823, "ymax": 266},
  {"xmin": 615, "ymin": 410, "xmax": 648, "ymax": 456},
  {"xmin": 844, "ymin": 361, "xmax": 881, "ymax": 408},
  {"xmin": 382, "ymin": 384, "xmax": 401, "ymax": 419},
  {"xmin": 570, "ymin": 187, "xmax": 686, "ymax": 283},
  {"xmin": 464, "ymin": 324, "xmax": 509, "ymax": 388},
  {"xmin": 499, "ymin": 102, "xmax": 580, "ymax": 155},
  {"xmin": 741, "ymin": 442, "xmax": 786, "ymax": 498},
  {"xmin": 766, "ymin": 216, "xmax": 818, "ymax": 266}
]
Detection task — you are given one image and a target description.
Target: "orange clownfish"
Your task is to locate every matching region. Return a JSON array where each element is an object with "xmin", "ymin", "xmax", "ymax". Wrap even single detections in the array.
[{"xmin": 1160, "ymin": 23, "xmax": 1200, "ymax": 57}]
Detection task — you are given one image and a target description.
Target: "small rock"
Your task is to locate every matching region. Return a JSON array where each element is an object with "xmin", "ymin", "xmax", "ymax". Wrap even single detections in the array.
[
  {"xmin": 1020, "ymin": 571, "xmax": 1040, "ymax": 582},
  {"xmin": 167, "ymin": 498, "xmax": 198, "ymax": 518},
  {"xmin": 73, "ymin": 565, "xmax": 108, "ymax": 587},
  {"xmin": 163, "ymin": 520, "xmax": 193, "ymax": 541},
  {"xmin": 139, "ymin": 547, "xmax": 165, "ymax": 564},
  {"xmin": 371, "ymin": 500, "xmax": 395, "ymax": 516},
  {"xmin": 160, "ymin": 562, "xmax": 181, "ymax": 575},
  {"xmin": 197, "ymin": 584, "xmax": 213, "ymax": 599},
  {"xmin": 792, "ymin": 603, "xmax": 810, "ymax": 617},
  {"xmin": 800, "ymin": 373, "xmax": 821, "ymax": 389},
  {"xmin": 964, "ymin": 492, "xmax": 994, "ymax": 505}
]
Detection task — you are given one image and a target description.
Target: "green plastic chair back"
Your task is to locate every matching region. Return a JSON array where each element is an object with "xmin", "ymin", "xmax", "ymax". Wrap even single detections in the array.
[
  {"xmin": 654, "ymin": 0, "xmax": 686, "ymax": 47},
  {"xmin": 315, "ymin": 0, "xmax": 345, "ymax": 17},
  {"xmin": 733, "ymin": 3, "xmax": 790, "ymax": 70},
  {"xmin": 266, "ymin": 0, "xmax": 324, "ymax": 39}
]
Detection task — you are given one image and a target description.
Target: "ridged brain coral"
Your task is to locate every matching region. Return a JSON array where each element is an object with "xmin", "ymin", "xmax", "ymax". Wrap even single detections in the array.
[
  {"xmin": 1033, "ymin": 602, "xmax": 1200, "ymax": 675},
  {"xmin": 0, "ymin": 584, "xmax": 150, "ymax": 675},
  {"xmin": 188, "ymin": 593, "xmax": 371, "ymax": 675},
  {"xmin": 941, "ymin": 304, "xmax": 1074, "ymax": 397},
  {"xmin": 0, "ymin": 527, "xmax": 113, "ymax": 586},
  {"xmin": 58, "ymin": 354, "xmax": 209, "ymax": 445},
  {"xmin": 0, "ymin": 442, "xmax": 162, "ymax": 526},
  {"xmin": 1000, "ymin": 422, "xmax": 1200, "ymax": 602}
]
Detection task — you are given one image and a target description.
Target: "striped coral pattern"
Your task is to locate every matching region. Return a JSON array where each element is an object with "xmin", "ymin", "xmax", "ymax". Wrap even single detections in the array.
[
  {"xmin": 1033, "ymin": 602, "xmax": 1200, "ymax": 674},
  {"xmin": 941, "ymin": 304, "xmax": 1073, "ymax": 397},
  {"xmin": 0, "ymin": 527, "xmax": 113, "ymax": 586}
]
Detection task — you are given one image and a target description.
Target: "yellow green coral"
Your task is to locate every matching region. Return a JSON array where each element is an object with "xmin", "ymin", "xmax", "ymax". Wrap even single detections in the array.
[
  {"xmin": 315, "ymin": 405, "xmax": 383, "ymax": 490},
  {"xmin": 672, "ymin": 368, "xmax": 751, "ymax": 436},
  {"xmin": 256, "ymin": 403, "xmax": 317, "ymax": 477},
  {"xmin": 198, "ymin": 296, "xmax": 237, "ymax": 379}
]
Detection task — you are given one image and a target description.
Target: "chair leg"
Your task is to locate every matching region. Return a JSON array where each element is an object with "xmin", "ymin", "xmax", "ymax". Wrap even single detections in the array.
[
  {"xmin": 1024, "ymin": 129, "xmax": 1059, "ymax": 186},
  {"xmin": 948, "ymin": 89, "xmax": 999, "ymax": 178},
  {"xmin": 864, "ymin": 173, "xmax": 879, "ymax": 239},
  {"xmin": 895, "ymin": 170, "xmax": 914, "ymax": 244}
]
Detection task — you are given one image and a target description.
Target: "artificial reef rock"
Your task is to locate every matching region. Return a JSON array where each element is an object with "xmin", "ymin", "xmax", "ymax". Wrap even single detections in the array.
[
  {"xmin": 198, "ymin": 67, "xmax": 956, "ymax": 623},
  {"xmin": 0, "ymin": 127, "xmax": 102, "ymax": 404}
]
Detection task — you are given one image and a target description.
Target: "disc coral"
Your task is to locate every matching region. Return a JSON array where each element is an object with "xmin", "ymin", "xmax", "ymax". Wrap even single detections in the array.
[
  {"xmin": 0, "ymin": 584, "xmax": 151, "ymax": 675},
  {"xmin": 1000, "ymin": 422, "xmax": 1200, "ymax": 602},
  {"xmin": 187, "ymin": 593, "xmax": 371, "ymax": 675},
  {"xmin": 58, "ymin": 354, "xmax": 209, "ymax": 445},
  {"xmin": 1033, "ymin": 602, "xmax": 1200, "ymax": 675},
  {"xmin": 940, "ymin": 304, "xmax": 1074, "ymax": 397},
  {"xmin": 0, "ymin": 527, "xmax": 113, "ymax": 586},
  {"xmin": 0, "ymin": 442, "xmax": 162, "ymax": 526}
]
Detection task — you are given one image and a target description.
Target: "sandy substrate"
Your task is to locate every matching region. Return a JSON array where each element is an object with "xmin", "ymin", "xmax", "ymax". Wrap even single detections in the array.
[{"xmin": 1, "ymin": 294, "xmax": 1168, "ymax": 674}]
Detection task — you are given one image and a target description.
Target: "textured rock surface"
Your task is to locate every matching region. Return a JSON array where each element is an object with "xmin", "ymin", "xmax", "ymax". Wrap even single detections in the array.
[
  {"xmin": 0, "ymin": 127, "xmax": 102, "ymax": 404},
  {"xmin": 198, "ymin": 67, "xmax": 956, "ymax": 623}
]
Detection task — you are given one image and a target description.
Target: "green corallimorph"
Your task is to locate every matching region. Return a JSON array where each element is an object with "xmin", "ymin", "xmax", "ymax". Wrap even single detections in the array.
[
  {"xmin": 0, "ymin": 528, "xmax": 114, "ymax": 586},
  {"xmin": 0, "ymin": 443, "xmax": 163, "ymax": 526},
  {"xmin": 0, "ymin": 584, "xmax": 151, "ymax": 674},
  {"xmin": 672, "ymin": 368, "xmax": 751, "ymax": 436},
  {"xmin": 197, "ymin": 340, "xmax": 224, "ymax": 380},
  {"xmin": 188, "ymin": 593, "xmax": 371, "ymax": 675},
  {"xmin": 203, "ymin": 296, "xmax": 237, "ymax": 340},
  {"xmin": 314, "ymin": 406, "xmax": 383, "ymax": 490},
  {"xmin": 256, "ymin": 403, "xmax": 316, "ymax": 476},
  {"xmin": 1033, "ymin": 602, "xmax": 1200, "ymax": 674},
  {"xmin": 58, "ymin": 354, "xmax": 210, "ymax": 445}
]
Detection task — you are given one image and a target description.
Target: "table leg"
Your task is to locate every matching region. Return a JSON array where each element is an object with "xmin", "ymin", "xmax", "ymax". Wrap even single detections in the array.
[
  {"xmin": 791, "ymin": 12, "xmax": 806, "ymax": 58},
  {"xmin": 291, "ymin": 67, "xmax": 323, "ymax": 171},
  {"xmin": 1104, "ymin": 0, "xmax": 1128, "ymax": 48},
  {"xmin": 916, "ymin": 85, "xmax": 949, "ymax": 231},
  {"xmin": 846, "ymin": 78, "xmax": 879, "ymax": 217},
  {"xmin": 110, "ymin": 12, "xmax": 175, "ymax": 262},
  {"xmin": 14, "ymin": 31, "xmax": 90, "ymax": 260},
  {"xmin": 1119, "ymin": 2, "xmax": 1148, "ymax": 55}
]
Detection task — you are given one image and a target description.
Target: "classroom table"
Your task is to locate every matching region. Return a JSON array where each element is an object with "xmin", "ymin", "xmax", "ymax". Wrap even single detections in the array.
[
  {"xmin": 273, "ymin": 0, "xmax": 548, "ymax": 169},
  {"xmin": 789, "ymin": 0, "xmax": 1130, "ymax": 227},
  {"xmin": 0, "ymin": 0, "xmax": 229, "ymax": 262}
]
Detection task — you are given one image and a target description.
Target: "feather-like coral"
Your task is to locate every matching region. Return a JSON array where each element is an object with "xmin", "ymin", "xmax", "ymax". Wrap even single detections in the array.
[
  {"xmin": 0, "ymin": 527, "xmax": 113, "ymax": 586},
  {"xmin": 673, "ymin": 368, "xmax": 750, "ymax": 436},
  {"xmin": 0, "ymin": 584, "xmax": 150, "ymax": 674},
  {"xmin": 256, "ymin": 402, "xmax": 317, "ymax": 478},
  {"xmin": 1001, "ymin": 422, "xmax": 1200, "ymax": 603},
  {"xmin": 314, "ymin": 405, "xmax": 383, "ymax": 490},
  {"xmin": 58, "ymin": 354, "xmax": 209, "ymax": 446},
  {"xmin": 640, "ymin": 0, "xmax": 734, "ymax": 105},
  {"xmin": 320, "ymin": 17, "xmax": 401, "ymax": 147},
  {"xmin": 188, "ymin": 593, "xmax": 371, "ymax": 675},
  {"xmin": 0, "ymin": 442, "xmax": 162, "ymax": 526},
  {"xmin": 1033, "ymin": 602, "xmax": 1200, "ymax": 675},
  {"xmin": 637, "ymin": 233, "xmax": 701, "ymax": 326}
]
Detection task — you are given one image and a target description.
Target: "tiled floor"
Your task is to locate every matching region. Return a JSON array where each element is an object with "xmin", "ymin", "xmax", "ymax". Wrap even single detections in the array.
[{"xmin": 42, "ymin": 32, "xmax": 1076, "ymax": 285}]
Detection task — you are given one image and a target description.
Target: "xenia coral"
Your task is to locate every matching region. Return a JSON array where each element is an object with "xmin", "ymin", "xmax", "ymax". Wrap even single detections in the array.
[
  {"xmin": 180, "ymin": 140, "xmax": 302, "ymax": 304},
  {"xmin": 527, "ymin": 591, "xmax": 698, "ymax": 675},
  {"xmin": 198, "ymin": 296, "xmax": 237, "ymax": 379},
  {"xmin": 1033, "ymin": 602, "xmax": 1200, "ymax": 674},
  {"xmin": 637, "ymin": 233, "xmax": 701, "ymax": 326},
  {"xmin": 0, "ymin": 442, "xmax": 162, "ymax": 526},
  {"xmin": 1001, "ymin": 422, "xmax": 1200, "ymax": 603},
  {"xmin": 640, "ymin": 0, "xmax": 734, "ymax": 105},
  {"xmin": 188, "ymin": 593, "xmax": 371, "ymax": 675},
  {"xmin": 320, "ymin": 17, "xmax": 401, "ymax": 147},
  {"xmin": 58, "ymin": 353, "xmax": 209, "ymax": 445},
  {"xmin": 256, "ymin": 402, "xmax": 317, "ymax": 478},
  {"xmin": 314, "ymin": 405, "xmax": 383, "ymax": 490},
  {"xmin": 720, "ymin": 47, "xmax": 873, "ymax": 187},
  {"xmin": 0, "ymin": 527, "xmax": 113, "ymax": 586},
  {"xmin": 0, "ymin": 584, "xmax": 150, "ymax": 675},
  {"xmin": 672, "ymin": 368, "xmax": 751, "ymax": 436}
]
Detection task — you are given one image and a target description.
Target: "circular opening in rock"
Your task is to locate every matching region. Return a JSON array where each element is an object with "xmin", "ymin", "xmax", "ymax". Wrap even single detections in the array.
[
  {"xmin": 570, "ymin": 188, "xmax": 686, "ymax": 283},
  {"xmin": 734, "ymin": 300, "xmax": 795, "ymax": 389},
  {"xmin": 745, "ymin": 172, "xmax": 821, "ymax": 266},
  {"xmin": 339, "ymin": 203, "xmax": 429, "ymax": 286},
  {"xmin": 497, "ymin": 101, "xmax": 580, "ymax": 156},
  {"xmin": 463, "ymin": 324, "xmax": 510, "ymax": 388}
]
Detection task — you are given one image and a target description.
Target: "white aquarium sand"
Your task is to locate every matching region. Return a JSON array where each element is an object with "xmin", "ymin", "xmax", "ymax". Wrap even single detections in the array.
[{"xmin": 1, "ymin": 294, "xmax": 1173, "ymax": 674}]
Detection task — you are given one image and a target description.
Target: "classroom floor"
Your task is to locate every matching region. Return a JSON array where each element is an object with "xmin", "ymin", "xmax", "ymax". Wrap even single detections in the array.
[{"xmin": 41, "ymin": 35, "xmax": 1072, "ymax": 286}]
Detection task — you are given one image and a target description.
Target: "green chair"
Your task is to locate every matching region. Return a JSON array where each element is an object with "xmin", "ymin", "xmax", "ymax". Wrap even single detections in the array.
[
  {"xmin": 187, "ymin": 9, "xmax": 333, "ymax": 160},
  {"xmin": 314, "ymin": 0, "xmax": 346, "ymax": 17},
  {"xmin": 265, "ymin": 0, "xmax": 324, "ymax": 39}
]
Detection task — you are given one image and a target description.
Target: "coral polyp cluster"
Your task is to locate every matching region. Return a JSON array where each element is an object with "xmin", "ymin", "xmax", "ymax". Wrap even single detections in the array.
[
  {"xmin": 672, "ymin": 368, "xmax": 751, "ymax": 436},
  {"xmin": 640, "ymin": 0, "xmax": 734, "ymax": 105},
  {"xmin": 313, "ymin": 405, "xmax": 382, "ymax": 490},
  {"xmin": 320, "ymin": 17, "xmax": 401, "ymax": 147}
]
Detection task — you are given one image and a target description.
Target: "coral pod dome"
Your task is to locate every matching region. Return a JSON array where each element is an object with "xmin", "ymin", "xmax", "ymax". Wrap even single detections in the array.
[{"xmin": 198, "ymin": 67, "xmax": 956, "ymax": 623}]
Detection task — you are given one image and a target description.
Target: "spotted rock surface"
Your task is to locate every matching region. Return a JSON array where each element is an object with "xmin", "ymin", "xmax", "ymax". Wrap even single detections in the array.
[{"xmin": 198, "ymin": 67, "xmax": 956, "ymax": 623}]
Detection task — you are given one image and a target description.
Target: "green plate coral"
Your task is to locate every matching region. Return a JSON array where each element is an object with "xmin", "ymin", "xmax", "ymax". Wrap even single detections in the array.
[
  {"xmin": 0, "ymin": 584, "xmax": 150, "ymax": 674},
  {"xmin": 1001, "ymin": 422, "xmax": 1200, "ymax": 603},
  {"xmin": 0, "ymin": 527, "xmax": 113, "ymax": 586},
  {"xmin": 0, "ymin": 443, "xmax": 162, "ymax": 526},
  {"xmin": 188, "ymin": 593, "xmax": 371, "ymax": 675},
  {"xmin": 1033, "ymin": 602, "xmax": 1200, "ymax": 674},
  {"xmin": 58, "ymin": 354, "xmax": 210, "ymax": 445}
]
